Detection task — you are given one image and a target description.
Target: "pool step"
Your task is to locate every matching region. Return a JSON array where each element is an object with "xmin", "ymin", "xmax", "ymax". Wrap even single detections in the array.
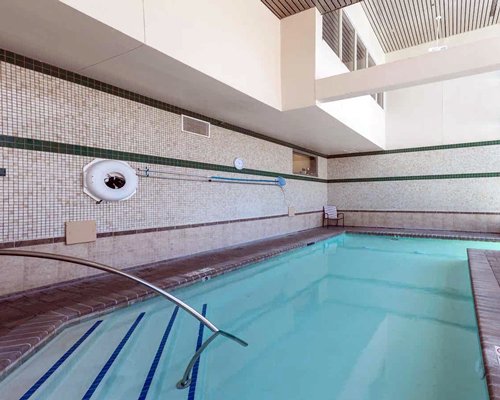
[{"xmin": 7, "ymin": 304, "xmax": 210, "ymax": 400}]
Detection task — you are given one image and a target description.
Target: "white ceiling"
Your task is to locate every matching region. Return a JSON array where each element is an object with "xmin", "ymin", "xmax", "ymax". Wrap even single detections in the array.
[{"xmin": 0, "ymin": 0, "xmax": 381, "ymax": 156}]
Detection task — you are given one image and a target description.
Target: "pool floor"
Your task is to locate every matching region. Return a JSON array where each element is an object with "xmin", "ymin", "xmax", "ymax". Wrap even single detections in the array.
[{"xmin": 2, "ymin": 233, "xmax": 500, "ymax": 399}]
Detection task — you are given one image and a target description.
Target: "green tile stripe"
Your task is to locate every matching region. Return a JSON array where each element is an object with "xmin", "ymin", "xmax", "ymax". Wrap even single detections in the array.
[
  {"xmin": 2, "ymin": 135, "xmax": 498, "ymax": 183},
  {"xmin": 0, "ymin": 135, "xmax": 326, "ymax": 183},
  {"xmin": 328, "ymin": 140, "xmax": 500, "ymax": 158},
  {"xmin": 328, "ymin": 172, "xmax": 500, "ymax": 183}
]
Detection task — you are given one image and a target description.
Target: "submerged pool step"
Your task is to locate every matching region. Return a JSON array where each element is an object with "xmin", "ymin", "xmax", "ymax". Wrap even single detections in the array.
[
  {"xmin": 82, "ymin": 312, "xmax": 146, "ymax": 400},
  {"xmin": 187, "ymin": 304, "xmax": 208, "ymax": 400},
  {"xmin": 3, "ymin": 304, "xmax": 211, "ymax": 400},
  {"xmin": 19, "ymin": 320, "xmax": 104, "ymax": 400},
  {"xmin": 138, "ymin": 306, "xmax": 179, "ymax": 400}
]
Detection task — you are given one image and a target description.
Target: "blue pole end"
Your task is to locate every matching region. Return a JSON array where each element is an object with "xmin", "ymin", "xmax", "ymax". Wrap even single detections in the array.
[{"xmin": 276, "ymin": 177, "xmax": 286, "ymax": 187}]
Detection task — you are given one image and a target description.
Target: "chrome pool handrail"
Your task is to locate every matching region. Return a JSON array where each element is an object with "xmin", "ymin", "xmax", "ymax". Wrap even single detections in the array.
[{"xmin": 0, "ymin": 249, "xmax": 248, "ymax": 389}]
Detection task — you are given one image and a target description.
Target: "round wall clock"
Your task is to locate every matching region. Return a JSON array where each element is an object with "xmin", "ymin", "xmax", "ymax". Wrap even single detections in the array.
[{"xmin": 233, "ymin": 158, "xmax": 245, "ymax": 170}]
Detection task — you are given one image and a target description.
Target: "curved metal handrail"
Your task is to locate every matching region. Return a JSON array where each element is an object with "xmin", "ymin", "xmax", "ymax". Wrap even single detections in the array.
[{"xmin": 0, "ymin": 249, "xmax": 248, "ymax": 389}]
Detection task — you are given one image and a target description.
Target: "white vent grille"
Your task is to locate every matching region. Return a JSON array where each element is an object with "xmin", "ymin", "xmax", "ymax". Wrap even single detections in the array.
[{"xmin": 181, "ymin": 115, "xmax": 210, "ymax": 138}]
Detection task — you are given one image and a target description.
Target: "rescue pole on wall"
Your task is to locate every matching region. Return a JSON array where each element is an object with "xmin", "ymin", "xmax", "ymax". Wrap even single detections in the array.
[{"xmin": 136, "ymin": 167, "xmax": 286, "ymax": 187}]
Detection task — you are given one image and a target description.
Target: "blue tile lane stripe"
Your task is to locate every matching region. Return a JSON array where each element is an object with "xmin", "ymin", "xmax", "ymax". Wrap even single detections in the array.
[
  {"xmin": 19, "ymin": 320, "xmax": 103, "ymax": 400},
  {"xmin": 82, "ymin": 312, "xmax": 146, "ymax": 400},
  {"xmin": 138, "ymin": 307, "xmax": 179, "ymax": 400},
  {"xmin": 188, "ymin": 304, "xmax": 208, "ymax": 400}
]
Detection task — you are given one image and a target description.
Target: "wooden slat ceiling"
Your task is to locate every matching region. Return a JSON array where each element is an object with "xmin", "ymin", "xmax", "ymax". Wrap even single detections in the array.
[
  {"xmin": 261, "ymin": 0, "xmax": 362, "ymax": 19},
  {"xmin": 362, "ymin": 0, "xmax": 500, "ymax": 53}
]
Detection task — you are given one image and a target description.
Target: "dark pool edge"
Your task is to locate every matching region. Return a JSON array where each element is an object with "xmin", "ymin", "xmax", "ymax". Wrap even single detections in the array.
[
  {"xmin": 344, "ymin": 227, "xmax": 500, "ymax": 242},
  {"xmin": 468, "ymin": 249, "xmax": 500, "ymax": 400}
]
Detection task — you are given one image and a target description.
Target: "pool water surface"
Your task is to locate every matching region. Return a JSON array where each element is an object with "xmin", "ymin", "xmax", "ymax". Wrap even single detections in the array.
[{"xmin": 2, "ymin": 234, "xmax": 500, "ymax": 400}]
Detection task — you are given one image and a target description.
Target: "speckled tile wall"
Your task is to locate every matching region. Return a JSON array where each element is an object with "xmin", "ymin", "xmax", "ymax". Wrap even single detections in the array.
[
  {"xmin": 327, "ymin": 145, "xmax": 500, "ymax": 179},
  {"xmin": 0, "ymin": 58, "xmax": 327, "ymax": 245},
  {"xmin": 327, "ymin": 146, "xmax": 500, "ymax": 232}
]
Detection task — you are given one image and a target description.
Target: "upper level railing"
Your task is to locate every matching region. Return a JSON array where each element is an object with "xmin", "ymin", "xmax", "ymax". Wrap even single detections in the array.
[{"xmin": 0, "ymin": 249, "xmax": 248, "ymax": 390}]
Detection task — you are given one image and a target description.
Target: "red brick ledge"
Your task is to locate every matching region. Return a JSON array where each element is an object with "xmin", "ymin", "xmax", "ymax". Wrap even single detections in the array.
[{"xmin": 468, "ymin": 249, "xmax": 500, "ymax": 400}]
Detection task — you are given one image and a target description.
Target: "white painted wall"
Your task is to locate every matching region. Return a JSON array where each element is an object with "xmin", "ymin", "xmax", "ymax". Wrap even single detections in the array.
[
  {"xmin": 386, "ymin": 70, "xmax": 500, "ymax": 149},
  {"xmin": 319, "ymin": 98, "xmax": 385, "ymax": 148},
  {"xmin": 387, "ymin": 24, "xmax": 500, "ymax": 62},
  {"xmin": 60, "ymin": 0, "xmax": 145, "ymax": 42},
  {"xmin": 281, "ymin": 9, "xmax": 316, "ymax": 111},
  {"xmin": 61, "ymin": 0, "xmax": 282, "ymax": 110},
  {"xmin": 143, "ymin": 0, "xmax": 281, "ymax": 109},
  {"xmin": 315, "ymin": 9, "xmax": 386, "ymax": 148}
]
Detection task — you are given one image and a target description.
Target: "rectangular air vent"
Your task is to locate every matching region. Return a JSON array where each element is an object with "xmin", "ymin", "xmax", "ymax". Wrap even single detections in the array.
[{"xmin": 181, "ymin": 115, "xmax": 211, "ymax": 138}]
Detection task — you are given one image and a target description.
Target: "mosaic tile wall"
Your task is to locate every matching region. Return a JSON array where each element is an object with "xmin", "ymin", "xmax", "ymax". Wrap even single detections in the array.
[
  {"xmin": 0, "ymin": 58, "xmax": 327, "ymax": 244},
  {"xmin": 1, "ymin": 48, "xmax": 498, "ymax": 295},
  {"xmin": 327, "ymin": 145, "xmax": 500, "ymax": 232}
]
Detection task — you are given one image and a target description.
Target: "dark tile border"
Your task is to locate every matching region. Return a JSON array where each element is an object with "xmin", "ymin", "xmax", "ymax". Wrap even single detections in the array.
[
  {"xmin": 0, "ymin": 227, "xmax": 343, "ymax": 379},
  {"xmin": 0, "ymin": 48, "xmax": 328, "ymax": 158},
  {"xmin": 467, "ymin": 249, "xmax": 500, "ymax": 400},
  {"xmin": 0, "ymin": 134, "xmax": 327, "ymax": 184},
  {"xmin": 4, "ymin": 134, "xmax": 499, "ymax": 184},
  {"xmin": 328, "ymin": 140, "xmax": 500, "ymax": 159},
  {"xmin": 328, "ymin": 172, "xmax": 500, "ymax": 183},
  {"xmin": 340, "ymin": 209, "xmax": 500, "ymax": 215},
  {"xmin": 2, "ymin": 209, "xmax": 498, "ymax": 250},
  {"xmin": 0, "ymin": 210, "xmax": 322, "ymax": 249}
]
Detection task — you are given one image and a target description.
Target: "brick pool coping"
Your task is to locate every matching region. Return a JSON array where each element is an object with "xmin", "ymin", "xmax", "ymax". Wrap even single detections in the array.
[
  {"xmin": 468, "ymin": 249, "xmax": 500, "ymax": 400},
  {"xmin": 0, "ymin": 226, "xmax": 499, "ymax": 381}
]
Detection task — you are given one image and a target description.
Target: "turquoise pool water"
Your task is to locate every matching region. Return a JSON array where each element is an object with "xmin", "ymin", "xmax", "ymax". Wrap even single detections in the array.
[{"xmin": 3, "ymin": 234, "xmax": 500, "ymax": 400}]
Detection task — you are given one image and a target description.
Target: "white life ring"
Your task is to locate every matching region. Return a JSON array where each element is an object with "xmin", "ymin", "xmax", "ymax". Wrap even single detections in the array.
[{"xmin": 83, "ymin": 159, "xmax": 138, "ymax": 202}]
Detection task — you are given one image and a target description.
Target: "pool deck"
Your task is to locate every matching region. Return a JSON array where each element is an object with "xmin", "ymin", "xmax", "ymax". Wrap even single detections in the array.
[
  {"xmin": 1, "ymin": 226, "xmax": 499, "ymax": 382},
  {"xmin": 468, "ymin": 249, "xmax": 500, "ymax": 400}
]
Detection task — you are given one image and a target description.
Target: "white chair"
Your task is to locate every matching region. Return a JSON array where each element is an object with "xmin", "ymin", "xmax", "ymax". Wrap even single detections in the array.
[{"xmin": 323, "ymin": 205, "xmax": 344, "ymax": 228}]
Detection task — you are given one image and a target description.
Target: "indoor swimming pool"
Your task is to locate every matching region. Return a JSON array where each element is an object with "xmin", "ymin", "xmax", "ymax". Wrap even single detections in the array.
[{"xmin": 2, "ymin": 234, "xmax": 500, "ymax": 400}]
